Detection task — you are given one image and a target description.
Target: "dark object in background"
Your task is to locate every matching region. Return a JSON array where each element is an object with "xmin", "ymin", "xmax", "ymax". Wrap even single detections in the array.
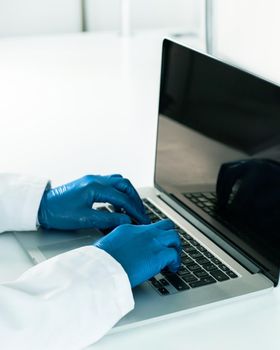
[{"xmin": 216, "ymin": 159, "xmax": 280, "ymax": 237}]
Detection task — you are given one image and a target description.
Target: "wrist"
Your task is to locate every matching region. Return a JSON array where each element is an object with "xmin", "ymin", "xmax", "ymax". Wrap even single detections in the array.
[
  {"xmin": 38, "ymin": 189, "xmax": 50, "ymax": 228},
  {"xmin": 94, "ymin": 244, "xmax": 133, "ymax": 287}
]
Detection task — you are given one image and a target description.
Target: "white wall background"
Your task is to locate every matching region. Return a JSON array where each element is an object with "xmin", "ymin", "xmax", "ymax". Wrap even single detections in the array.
[
  {"xmin": 0, "ymin": 0, "xmax": 202, "ymax": 37},
  {"xmin": 1, "ymin": 0, "xmax": 279, "ymax": 87},
  {"xmin": 0, "ymin": 0, "xmax": 81, "ymax": 37},
  {"xmin": 86, "ymin": 0, "xmax": 201, "ymax": 32},
  {"xmin": 215, "ymin": 0, "xmax": 280, "ymax": 84}
]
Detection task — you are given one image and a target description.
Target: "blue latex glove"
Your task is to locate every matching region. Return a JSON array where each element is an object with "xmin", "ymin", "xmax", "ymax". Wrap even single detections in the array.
[
  {"xmin": 38, "ymin": 174, "xmax": 149, "ymax": 230},
  {"xmin": 94, "ymin": 219, "xmax": 181, "ymax": 288}
]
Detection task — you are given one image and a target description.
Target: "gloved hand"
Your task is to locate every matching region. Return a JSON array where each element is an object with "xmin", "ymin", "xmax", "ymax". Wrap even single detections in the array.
[
  {"xmin": 38, "ymin": 174, "xmax": 150, "ymax": 230},
  {"xmin": 94, "ymin": 219, "xmax": 181, "ymax": 288},
  {"xmin": 216, "ymin": 158, "xmax": 280, "ymax": 233}
]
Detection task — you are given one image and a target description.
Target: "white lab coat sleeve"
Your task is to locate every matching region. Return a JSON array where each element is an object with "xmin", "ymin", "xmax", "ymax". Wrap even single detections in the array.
[
  {"xmin": 0, "ymin": 174, "xmax": 135, "ymax": 349},
  {"xmin": 0, "ymin": 246, "xmax": 134, "ymax": 350},
  {"xmin": 0, "ymin": 173, "xmax": 49, "ymax": 233}
]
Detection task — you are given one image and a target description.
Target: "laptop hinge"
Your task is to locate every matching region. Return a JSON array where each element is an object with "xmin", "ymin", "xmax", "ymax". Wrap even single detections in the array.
[{"xmin": 158, "ymin": 192, "xmax": 260, "ymax": 274}]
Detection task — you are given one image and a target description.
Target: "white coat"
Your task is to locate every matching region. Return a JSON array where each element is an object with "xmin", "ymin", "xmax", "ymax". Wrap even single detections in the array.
[{"xmin": 0, "ymin": 174, "xmax": 134, "ymax": 349}]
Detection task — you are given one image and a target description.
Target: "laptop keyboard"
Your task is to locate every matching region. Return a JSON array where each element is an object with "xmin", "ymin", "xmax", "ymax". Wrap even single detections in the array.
[{"xmin": 142, "ymin": 198, "xmax": 238, "ymax": 296}]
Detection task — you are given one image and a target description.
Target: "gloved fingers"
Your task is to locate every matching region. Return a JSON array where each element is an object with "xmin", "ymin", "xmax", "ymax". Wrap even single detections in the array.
[
  {"xmin": 90, "ymin": 174, "xmax": 149, "ymax": 223},
  {"xmin": 99, "ymin": 174, "xmax": 124, "ymax": 185},
  {"xmin": 78, "ymin": 209, "xmax": 132, "ymax": 230},
  {"xmin": 216, "ymin": 161, "xmax": 248, "ymax": 208},
  {"xmin": 87, "ymin": 174, "xmax": 123, "ymax": 189},
  {"xmin": 156, "ymin": 229, "xmax": 181, "ymax": 254},
  {"xmin": 103, "ymin": 176, "xmax": 149, "ymax": 223},
  {"xmin": 112, "ymin": 178, "xmax": 147, "ymax": 215},
  {"xmin": 95, "ymin": 174, "xmax": 123, "ymax": 183},
  {"xmin": 93, "ymin": 186, "xmax": 147, "ymax": 224},
  {"xmin": 109, "ymin": 174, "xmax": 123, "ymax": 178},
  {"xmin": 149, "ymin": 219, "xmax": 175, "ymax": 230},
  {"xmin": 158, "ymin": 247, "xmax": 181, "ymax": 273}
]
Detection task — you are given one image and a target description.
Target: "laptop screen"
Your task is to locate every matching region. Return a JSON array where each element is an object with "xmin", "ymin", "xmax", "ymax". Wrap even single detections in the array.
[{"xmin": 155, "ymin": 39, "xmax": 280, "ymax": 284}]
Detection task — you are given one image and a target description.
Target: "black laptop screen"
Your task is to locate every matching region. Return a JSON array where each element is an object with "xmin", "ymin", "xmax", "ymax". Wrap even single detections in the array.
[{"xmin": 155, "ymin": 39, "xmax": 280, "ymax": 284}]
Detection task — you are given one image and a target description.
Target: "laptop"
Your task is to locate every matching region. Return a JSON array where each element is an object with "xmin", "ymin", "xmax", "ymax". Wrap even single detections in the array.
[{"xmin": 14, "ymin": 38, "xmax": 280, "ymax": 331}]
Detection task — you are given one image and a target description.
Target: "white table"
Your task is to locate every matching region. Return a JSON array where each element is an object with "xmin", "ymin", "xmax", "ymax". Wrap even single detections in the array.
[{"xmin": 0, "ymin": 31, "xmax": 279, "ymax": 350}]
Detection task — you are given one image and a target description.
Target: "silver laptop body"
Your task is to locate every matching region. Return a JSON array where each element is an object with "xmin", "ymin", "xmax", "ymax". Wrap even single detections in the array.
[{"xmin": 14, "ymin": 39, "xmax": 279, "ymax": 331}]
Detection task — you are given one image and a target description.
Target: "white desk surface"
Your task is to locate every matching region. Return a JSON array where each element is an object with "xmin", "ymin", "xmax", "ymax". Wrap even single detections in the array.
[{"xmin": 0, "ymin": 31, "xmax": 279, "ymax": 350}]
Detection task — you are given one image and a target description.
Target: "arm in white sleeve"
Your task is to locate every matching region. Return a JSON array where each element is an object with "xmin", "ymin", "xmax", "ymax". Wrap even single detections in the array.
[
  {"xmin": 0, "ymin": 174, "xmax": 134, "ymax": 349},
  {"xmin": 0, "ymin": 173, "xmax": 49, "ymax": 233},
  {"xmin": 0, "ymin": 246, "xmax": 134, "ymax": 350}
]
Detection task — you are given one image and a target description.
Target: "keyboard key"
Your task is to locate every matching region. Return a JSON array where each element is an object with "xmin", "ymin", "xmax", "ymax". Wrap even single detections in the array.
[
  {"xmin": 189, "ymin": 239, "xmax": 199, "ymax": 246},
  {"xmin": 210, "ymin": 270, "xmax": 230, "ymax": 282},
  {"xmin": 183, "ymin": 247, "xmax": 194, "ymax": 254},
  {"xmin": 189, "ymin": 276, "xmax": 216, "ymax": 288},
  {"xmin": 193, "ymin": 270, "xmax": 209, "ymax": 278},
  {"xmin": 158, "ymin": 287, "xmax": 170, "ymax": 295},
  {"xmin": 149, "ymin": 214, "xmax": 159, "ymax": 220},
  {"xmin": 204, "ymin": 252, "xmax": 214, "ymax": 259},
  {"xmin": 179, "ymin": 230, "xmax": 192, "ymax": 240},
  {"xmin": 204, "ymin": 263, "xmax": 218, "ymax": 272},
  {"xmin": 218, "ymin": 264, "xmax": 230, "ymax": 272},
  {"xmin": 159, "ymin": 278, "xmax": 169, "ymax": 286},
  {"xmin": 196, "ymin": 257, "xmax": 210, "ymax": 265},
  {"xmin": 178, "ymin": 229, "xmax": 190, "ymax": 237},
  {"xmin": 153, "ymin": 208, "xmax": 162, "ymax": 215},
  {"xmin": 150, "ymin": 277, "xmax": 161, "ymax": 288},
  {"xmin": 177, "ymin": 266, "xmax": 191, "ymax": 275},
  {"xmin": 163, "ymin": 273, "xmax": 190, "ymax": 291},
  {"xmin": 182, "ymin": 242, "xmax": 192, "ymax": 249},
  {"xmin": 148, "ymin": 203, "xmax": 157, "ymax": 210},
  {"xmin": 227, "ymin": 271, "xmax": 238, "ymax": 278},
  {"xmin": 188, "ymin": 251, "xmax": 204, "ymax": 259},
  {"xmin": 184, "ymin": 246, "xmax": 197, "ymax": 253},
  {"xmin": 182, "ymin": 274, "xmax": 198, "ymax": 283},
  {"xmin": 186, "ymin": 264, "xmax": 201, "ymax": 272},
  {"xmin": 211, "ymin": 258, "xmax": 222, "ymax": 265},
  {"xmin": 196, "ymin": 245, "xmax": 207, "ymax": 252},
  {"xmin": 182, "ymin": 257, "xmax": 194, "ymax": 265}
]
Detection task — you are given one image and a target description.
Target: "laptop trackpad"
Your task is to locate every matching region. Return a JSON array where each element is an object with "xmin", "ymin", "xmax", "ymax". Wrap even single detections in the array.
[
  {"xmin": 38, "ymin": 235, "xmax": 96, "ymax": 260},
  {"xmin": 14, "ymin": 229, "xmax": 104, "ymax": 264}
]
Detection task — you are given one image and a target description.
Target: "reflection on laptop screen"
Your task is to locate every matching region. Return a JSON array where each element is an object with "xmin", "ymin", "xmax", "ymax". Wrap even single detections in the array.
[{"xmin": 155, "ymin": 39, "xmax": 280, "ymax": 284}]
